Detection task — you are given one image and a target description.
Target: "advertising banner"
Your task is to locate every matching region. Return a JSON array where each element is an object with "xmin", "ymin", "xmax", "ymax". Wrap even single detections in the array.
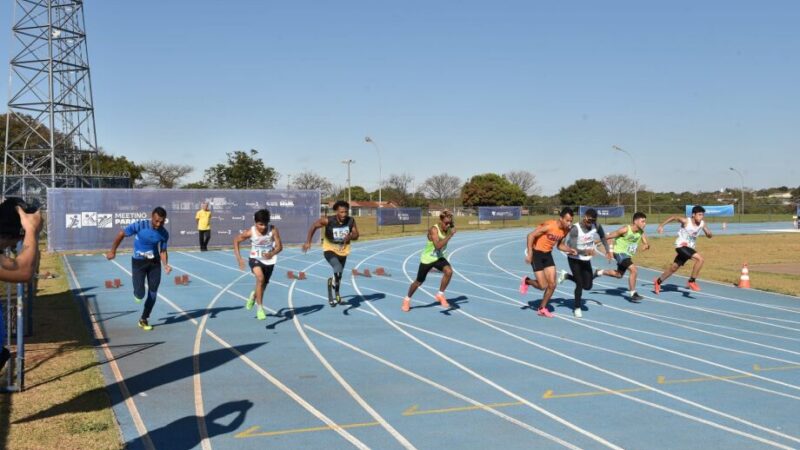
[
  {"xmin": 478, "ymin": 206, "xmax": 521, "ymax": 221},
  {"xmin": 684, "ymin": 204, "xmax": 734, "ymax": 217},
  {"xmin": 47, "ymin": 188, "xmax": 320, "ymax": 251},
  {"xmin": 578, "ymin": 206, "xmax": 625, "ymax": 218},
  {"xmin": 377, "ymin": 208, "xmax": 422, "ymax": 226}
]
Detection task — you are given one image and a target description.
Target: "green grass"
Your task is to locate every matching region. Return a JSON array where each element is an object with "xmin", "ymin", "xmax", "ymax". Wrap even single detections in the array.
[
  {"xmin": 1, "ymin": 250, "xmax": 122, "ymax": 450},
  {"xmin": 635, "ymin": 233, "xmax": 800, "ymax": 297}
]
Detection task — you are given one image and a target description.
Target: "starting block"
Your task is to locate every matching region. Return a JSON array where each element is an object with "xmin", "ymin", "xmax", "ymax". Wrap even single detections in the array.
[
  {"xmin": 104, "ymin": 280, "xmax": 113, "ymax": 289},
  {"xmin": 287, "ymin": 271, "xmax": 307, "ymax": 280},
  {"xmin": 114, "ymin": 278, "xmax": 122, "ymax": 288},
  {"xmin": 105, "ymin": 279, "xmax": 123, "ymax": 289},
  {"xmin": 175, "ymin": 275, "xmax": 190, "ymax": 285},
  {"xmin": 374, "ymin": 267, "xmax": 390, "ymax": 276},
  {"xmin": 351, "ymin": 268, "xmax": 371, "ymax": 277},
  {"xmin": 181, "ymin": 274, "xmax": 190, "ymax": 284}
]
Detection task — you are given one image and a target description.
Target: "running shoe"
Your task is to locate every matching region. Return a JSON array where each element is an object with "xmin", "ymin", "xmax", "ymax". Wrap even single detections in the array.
[
  {"xmin": 335, "ymin": 292, "xmax": 343, "ymax": 305},
  {"xmin": 133, "ymin": 296, "xmax": 142, "ymax": 304},
  {"xmin": 401, "ymin": 297, "xmax": 411, "ymax": 312},
  {"xmin": 573, "ymin": 308, "xmax": 583, "ymax": 318},
  {"xmin": 557, "ymin": 270, "xmax": 568, "ymax": 284},
  {"xmin": 256, "ymin": 307, "xmax": 267, "ymax": 320},
  {"xmin": 686, "ymin": 281, "xmax": 701, "ymax": 291},
  {"xmin": 435, "ymin": 293, "xmax": 450, "ymax": 308},
  {"xmin": 246, "ymin": 291, "xmax": 256, "ymax": 310},
  {"xmin": 537, "ymin": 307, "xmax": 554, "ymax": 318},
  {"xmin": 519, "ymin": 276, "xmax": 529, "ymax": 294},
  {"xmin": 653, "ymin": 277, "xmax": 661, "ymax": 294},
  {"xmin": 327, "ymin": 278, "xmax": 335, "ymax": 307},
  {"xmin": 630, "ymin": 292, "xmax": 644, "ymax": 303},
  {"xmin": 138, "ymin": 319, "xmax": 153, "ymax": 331}
]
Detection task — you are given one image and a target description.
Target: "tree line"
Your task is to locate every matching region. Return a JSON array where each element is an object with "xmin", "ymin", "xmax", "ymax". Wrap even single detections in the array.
[{"xmin": 3, "ymin": 114, "xmax": 798, "ymax": 209}]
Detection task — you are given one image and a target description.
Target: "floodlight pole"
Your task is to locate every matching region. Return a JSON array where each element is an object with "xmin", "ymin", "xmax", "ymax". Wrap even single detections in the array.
[
  {"xmin": 612, "ymin": 145, "xmax": 638, "ymax": 214},
  {"xmin": 342, "ymin": 159, "xmax": 355, "ymax": 204},
  {"xmin": 729, "ymin": 167, "xmax": 744, "ymax": 221},
  {"xmin": 364, "ymin": 136, "xmax": 382, "ymax": 207}
]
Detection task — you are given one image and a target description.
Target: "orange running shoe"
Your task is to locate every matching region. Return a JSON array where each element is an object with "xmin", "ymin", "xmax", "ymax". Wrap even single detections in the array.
[
  {"xmin": 653, "ymin": 277, "xmax": 661, "ymax": 294},
  {"xmin": 401, "ymin": 297, "xmax": 411, "ymax": 312},
  {"xmin": 687, "ymin": 281, "xmax": 701, "ymax": 291},
  {"xmin": 435, "ymin": 293, "xmax": 450, "ymax": 308}
]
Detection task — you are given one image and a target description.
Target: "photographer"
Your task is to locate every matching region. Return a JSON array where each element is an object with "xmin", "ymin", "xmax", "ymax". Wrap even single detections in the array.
[{"xmin": 0, "ymin": 199, "xmax": 43, "ymax": 373}]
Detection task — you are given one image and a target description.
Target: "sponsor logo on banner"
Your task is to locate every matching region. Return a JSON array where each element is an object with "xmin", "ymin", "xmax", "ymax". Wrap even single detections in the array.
[
  {"xmin": 97, "ymin": 214, "xmax": 113, "ymax": 228},
  {"xmin": 66, "ymin": 214, "xmax": 81, "ymax": 228},
  {"xmin": 231, "ymin": 216, "xmax": 245, "ymax": 220},
  {"xmin": 216, "ymin": 230, "xmax": 232, "ymax": 235},
  {"xmin": 180, "ymin": 230, "xmax": 199, "ymax": 235},
  {"xmin": 81, "ymin": 212, "xmax": 97, "ymax": 226}
]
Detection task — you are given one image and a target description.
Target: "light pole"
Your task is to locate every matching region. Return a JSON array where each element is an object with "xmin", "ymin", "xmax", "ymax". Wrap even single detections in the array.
[
  {"xmin": 612, "ymin": 145, "xmax": 638, "ymax": 214},
  {"xmin": 342, "ymin": 159, "xmax": 355, "ymax": 204},
  {"xmin": 286, "ymin": 174, "xmax": 292, "ymax": 190},
  {"xmin": 364, "ymin": 136, "xmax": 382, "ymax": 207},
  {"xmin": 729, "ymin": 167, "xmax": 744, "ymax": 221}
]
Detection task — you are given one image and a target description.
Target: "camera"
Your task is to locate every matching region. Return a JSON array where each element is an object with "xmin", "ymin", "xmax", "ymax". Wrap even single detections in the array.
[{"xmin": 0, "ymin": 197, "xmax": 39, "ymax": 242}]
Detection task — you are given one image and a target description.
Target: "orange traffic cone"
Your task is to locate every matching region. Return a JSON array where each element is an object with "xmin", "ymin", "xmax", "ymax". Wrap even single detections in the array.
[{"xmin": 738, "ymin": 263, "xmax": 750, "ymax": 289}]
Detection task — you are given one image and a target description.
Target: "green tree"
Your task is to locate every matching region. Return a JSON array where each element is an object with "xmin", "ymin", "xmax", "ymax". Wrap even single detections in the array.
[
  {"xmin": 93, "ymin": 149, "xmax": 144, "ymax": 185},
  {"xmin": 182, "ymin": 181, "xmax": 209, "ymax": 189},
  {"xmin": 141, "ymin": 161, "xmax": 194, "ymax": 189},
  {"xmin": 334, "ymin": 185, "xmax": 371, "ymax": 201},
  {"xmin": 558, "ymin": 179, "xmax": 611, "ymax": 206},
  {"xmin": 203, "ymin": 149, "xmax": 278, "ymax": 189},
  {"xmin": 461, "ymin": 173, "xmax": 526, "ymax": 207}
]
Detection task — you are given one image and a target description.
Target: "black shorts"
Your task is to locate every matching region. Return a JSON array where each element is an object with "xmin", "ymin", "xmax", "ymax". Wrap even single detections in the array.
[
  {"xmin": 531, "ymin": 250, "xmax": 555, "ymax": 272},
  {"xmin": 416, "ymin": 258, "xmax": 450, "ymax": 283},
  {"xmin": 673, "ymin": 247, "xmax": 697, "ymax": 266},
  {"xmin": 614, "ymin": 253, "xmax": 634, "ymax": 275},
  {"xmin": 248, "ymin": 258, "xmax": 275, "ymax": 283}
]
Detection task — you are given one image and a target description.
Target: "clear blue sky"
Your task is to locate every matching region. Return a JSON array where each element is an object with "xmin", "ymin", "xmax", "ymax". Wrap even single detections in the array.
[{"xmin": 2, "ymin": 1, "xmax": 798, "ymax": 195}]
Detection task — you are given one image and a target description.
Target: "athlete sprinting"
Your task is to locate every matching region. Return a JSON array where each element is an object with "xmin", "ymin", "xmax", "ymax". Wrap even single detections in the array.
[
  {"xmin": 401, "ymin": 210, "xmax": 456, "ymax": 312},
  {"xmin": 234, "ymin": 209, "xmax": 282, "ymax": 320},
  {"xmin": 520, "ymin": 207, "xmax": 574, "ymax": 318},
  {"xmin": 557, "ymin": 208, "xmax": 612, "ymax": 318},
  {"xmin": 654, "ymin": 205, "xmax": 712, "ymax": 293},
  {"xmin": 597, "ymin": 212, "xmax": 650, "ymax": 302},
  {"xmin": 302, "ymin": 200, "xmax": 359, "ymax": 306}
]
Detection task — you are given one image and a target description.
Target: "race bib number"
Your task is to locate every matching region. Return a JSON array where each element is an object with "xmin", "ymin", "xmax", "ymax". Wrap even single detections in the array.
[
  {"xmin": 332, "ymin": 226, "xmax": 349, "ymax": 242},
  {"xmin": 627, "ymin": 243, "xmax": 638, "ymax": 254},
  {"xmin": 135, "ymin": 250, "xmax": 155, "ymax": 260},
  {"xmin": 252, "ymin": 244, "xmax": 273, "ymax": 259}
]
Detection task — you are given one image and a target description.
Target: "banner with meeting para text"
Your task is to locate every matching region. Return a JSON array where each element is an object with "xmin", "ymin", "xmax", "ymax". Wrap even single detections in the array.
[
  {"xmin": 578, "ymin": 206, "xmax": 625, "ymax": 218},
  {"xmin": 684, "ymin": 204, "xmax": 734, "ymax": 217},
  {"xmin": 377, "ymin": 208, "xmax": 422, "ymax": 226},
  {"xmin": 46, "ymin": 188, "xmax": 321, "ymax": 252},
  {"xmin": 478, "ymin": 206, "xmax": 521, "ymax": 221}
]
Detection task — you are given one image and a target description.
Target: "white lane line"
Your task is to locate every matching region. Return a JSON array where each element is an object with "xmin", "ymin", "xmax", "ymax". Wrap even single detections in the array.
[
  {"xmin": 473, "ymin": 315, "xmax": 800, "ymax": 402},
  {"xmin": 288, "ymin": 257, "xmax": 417, "ymax": 449},
  {"xmin": 304, "ymin": 324, "xmax": 582, "ymax": 449},
  {"xmin": 194, "ymin": 272, "xmax": 250, "ymax": 450},
  {"xmin": 630, "ymin": 310, "xmax": 800, "ymax": 342},
  {"xmin": 394, "ymin": 319, "xmax": 797, "ymax": 450},
  {"xmin": 64, "ymin": 256, "xmax": 156, "ymax": 450},
  {"xmin": 482, "ymin": 243, "xmax": 800, "ymax": 387},
  {"xmin": 460, "ymin": 242, "xmax": 800, "ymax": 446},
  {"xmin": 354, "ymin": 241, "xmax": 611, "ymax": 450},
  {"xmin": 106, "ymin": 259, "xmax": 370, "ymax": 448},
  {"xmin": 595, "ymin": 302, "xmax": 800, "ymax": 358}
]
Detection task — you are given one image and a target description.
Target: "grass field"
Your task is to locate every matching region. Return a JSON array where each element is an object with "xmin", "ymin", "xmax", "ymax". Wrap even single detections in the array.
[
  {"xmin": 1, "ymin": 250, "xmax": 122, "ymax": 450},
  {"xmin": 1, "ymin": 229, "xmax": 798, "ymax": 449},
  {"xmin": 635, "ymin": 233, "xmax": 800, "ymax": 297}
]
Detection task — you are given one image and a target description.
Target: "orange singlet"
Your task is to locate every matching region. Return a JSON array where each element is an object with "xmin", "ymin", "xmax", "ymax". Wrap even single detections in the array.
[{"xmin": 533, "ymin": 219, "xmax": 567, "ymax": 253}]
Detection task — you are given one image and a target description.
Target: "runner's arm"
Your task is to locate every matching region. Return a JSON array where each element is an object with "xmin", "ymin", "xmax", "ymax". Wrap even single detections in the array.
[
  {"xmin": 233, "ymin": 229, "xmax": 252, "ymax": 264},
  {"xmin": 657, "ymin": 215, "xmax": 686, "ymax": 234},
  {"xmin": 702, "ymin": 224, "xmax": 713, "ymax": 239},
  {"xmin": 268, "ymin": 227, "xmax": 283, "ymax": 258},
  {"xmin": 302, "ymin": 217, "xmax": 327, "ymax": 251}
]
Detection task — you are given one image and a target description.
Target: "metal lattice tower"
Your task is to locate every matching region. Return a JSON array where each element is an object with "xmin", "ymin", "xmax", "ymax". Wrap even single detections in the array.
[{"xmin": 3, "ymin": 0, "xmax": 99, "ymax": 203}]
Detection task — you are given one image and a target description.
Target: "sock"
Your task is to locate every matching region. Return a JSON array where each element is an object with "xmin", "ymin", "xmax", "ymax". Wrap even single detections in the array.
[
  {"xmin": 656, "ymin": 278, "xmax": 662, "ymax": 285},
  {"xmin": 629, "ymin": 290, "xmax": 637, "ymax": 296},
  {"xmin": 688, "ymin": 277, "xmax": 696, "ymax": 282},
  {"xmin": 595, "ymin": 269, "xmax": 603, "ymax": 277},
  {"xmin": 437, "ymin": 291, "xmax": 444, "ymax": 297}
]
